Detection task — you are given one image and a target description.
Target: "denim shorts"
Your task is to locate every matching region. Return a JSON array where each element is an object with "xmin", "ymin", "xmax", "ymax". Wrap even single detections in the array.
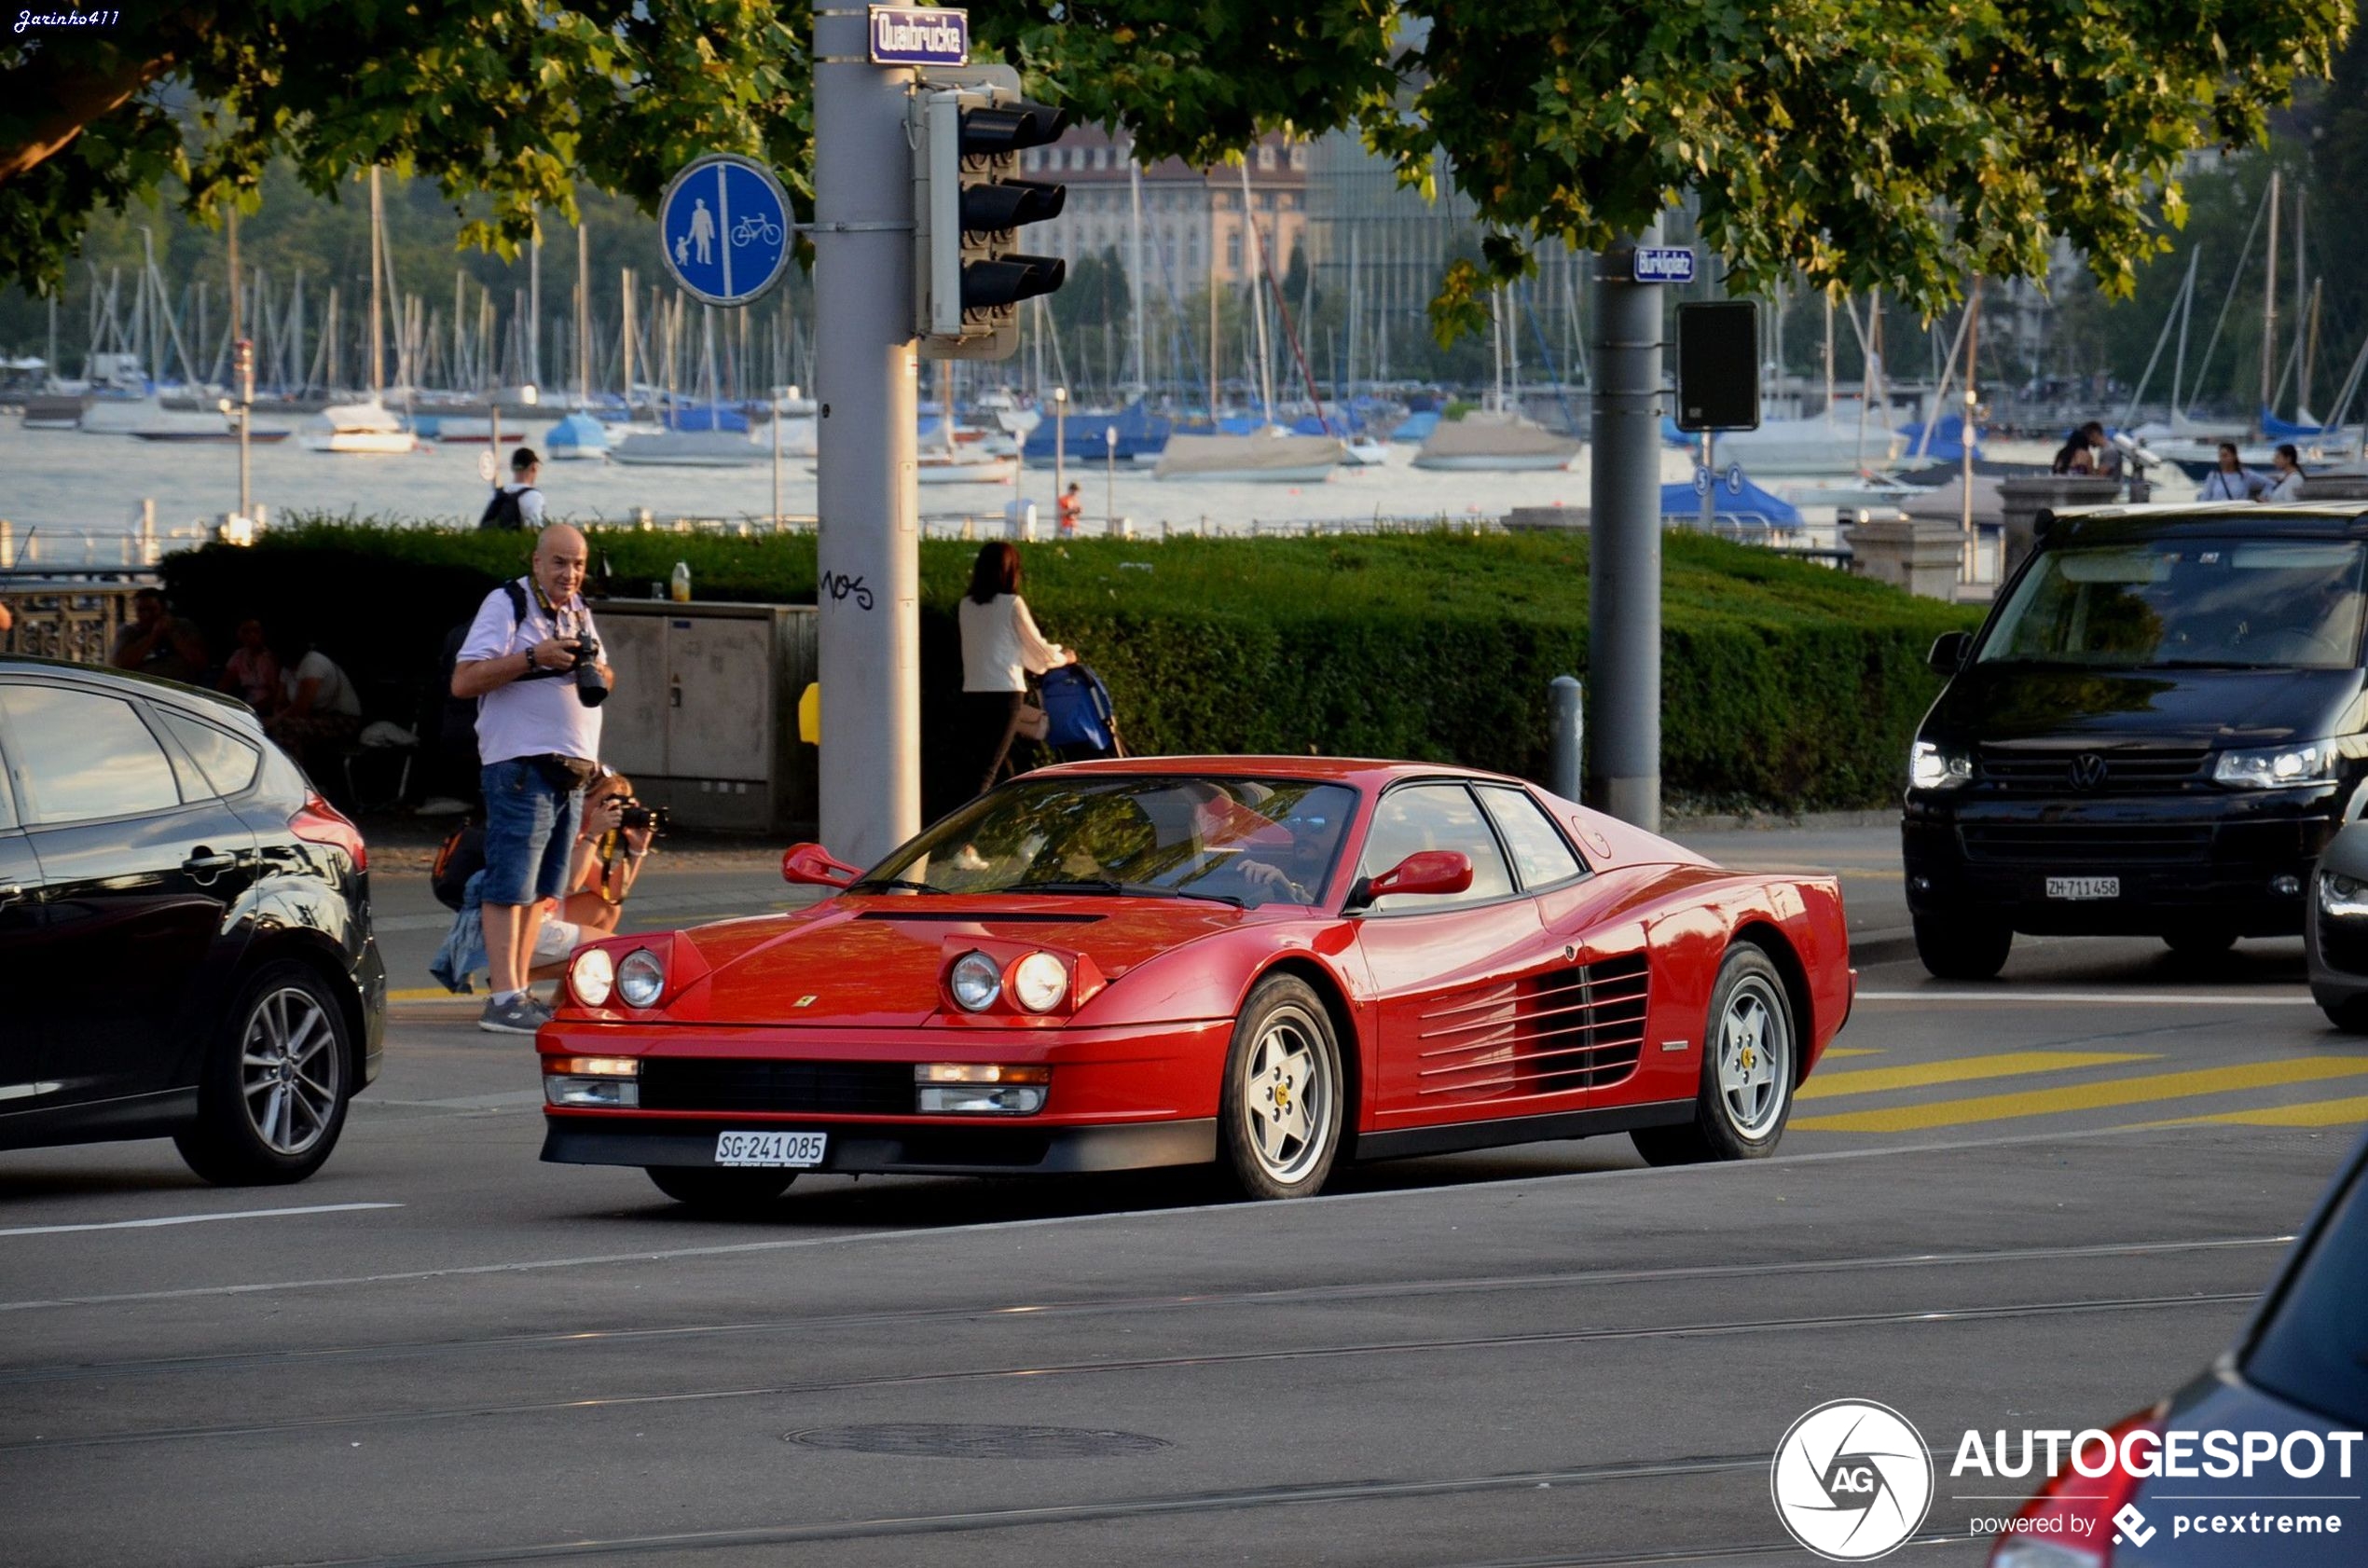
[{"xmin": 480, "ymin": 757, "xmax": 582, "ymax": 906}]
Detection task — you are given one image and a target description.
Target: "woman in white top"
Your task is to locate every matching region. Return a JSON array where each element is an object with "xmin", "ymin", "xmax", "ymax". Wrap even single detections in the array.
[
  {"xmin": 2196, "ymin": 442, "xmax": 2265, "ymax": 502},
  {"xmin": 2262, "ymin": 443, "xmax": 2307, "ymax": 503},
  {"xmin": 957, "ymin": 541, "xmax": 1076, "ymax": 796}
]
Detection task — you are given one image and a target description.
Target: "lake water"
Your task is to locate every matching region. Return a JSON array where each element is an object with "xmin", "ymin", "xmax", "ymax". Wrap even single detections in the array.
[{"xmin": 0, "ymin": 417, "xmax": 2180, "ymax": 568}]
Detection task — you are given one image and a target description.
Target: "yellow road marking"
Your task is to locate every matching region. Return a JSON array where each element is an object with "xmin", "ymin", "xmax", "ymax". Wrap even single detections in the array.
[
  {"xmin": 1797, "ymin": 1051, "xmax": 2156, "ymax": 1102},
  {"xmin": 1793, "ymin": 1057, "xmax": 2368, "ymax": 1134},
  {"xmin": 389, "ymin": 987, "xmax": 475, "ymax": 1003},
  {"xmin": 2143, "ymin": 1095, "xmax": 2368, "ymax": 1129},
  {"xmin": 1821, "ymin": 1047, "xmax": 1883, "ymax": 1059}
]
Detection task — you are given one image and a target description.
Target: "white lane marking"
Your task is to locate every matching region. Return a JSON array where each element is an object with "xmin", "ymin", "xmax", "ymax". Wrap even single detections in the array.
[
  {"xmin": 1856, "ymin": 991, "xmax": 2317, "ymax": 1006},
  {"xmin": 0, "ymin": 1203, "xmax": 401, "ymax": 1239}
]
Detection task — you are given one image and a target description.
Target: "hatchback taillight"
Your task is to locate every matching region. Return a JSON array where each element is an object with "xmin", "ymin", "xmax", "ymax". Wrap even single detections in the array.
[{"xmin": 290, "ymin": 793, "xmax": 367, "ymax": 873}]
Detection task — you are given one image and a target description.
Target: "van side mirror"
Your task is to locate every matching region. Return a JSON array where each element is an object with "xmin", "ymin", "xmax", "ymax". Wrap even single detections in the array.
[
  {"xmin": 1928, "ymin": 631, "xmax": 1972, "ymax": 677},
  {"xmin": 782, "ymin": 843, "xmax": 863, "ymax": 887}
]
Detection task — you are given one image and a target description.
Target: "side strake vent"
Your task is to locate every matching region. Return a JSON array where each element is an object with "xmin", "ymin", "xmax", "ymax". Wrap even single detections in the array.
[{"xmin": 1416, "ymin": 953, "xmax": 1651, "ymax": 1103}]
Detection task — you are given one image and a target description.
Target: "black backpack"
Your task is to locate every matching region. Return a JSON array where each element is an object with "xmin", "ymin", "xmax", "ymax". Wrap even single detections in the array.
[
  {"xmin": 477, "ymin": 486, "xmax": 538, "ymax": 530},
  {"xmin": 430, "ymin": 818, "xmax": 487, "ymax": 910}
]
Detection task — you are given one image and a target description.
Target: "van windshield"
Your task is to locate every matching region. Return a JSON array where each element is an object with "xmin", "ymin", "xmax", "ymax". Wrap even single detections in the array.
[{"xmin": 1979, "ymin": 540, "xmax": 2368, "ymax": 670}]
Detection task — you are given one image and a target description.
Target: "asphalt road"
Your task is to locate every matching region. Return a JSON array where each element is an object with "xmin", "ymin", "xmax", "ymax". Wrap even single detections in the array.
[{"xmin": 3, "ymin": 824, "xmax": 2362, "ymax": 1568}]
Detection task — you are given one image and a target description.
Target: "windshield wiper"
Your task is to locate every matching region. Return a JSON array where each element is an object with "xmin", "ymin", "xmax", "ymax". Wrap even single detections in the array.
[
  {"xmin": 847, "ymin": 876, "xmax": 945, "ymax": 894},
  {"xmin": 1012, "ymin": 877, "xmax": 1244, "ymax": 907}
]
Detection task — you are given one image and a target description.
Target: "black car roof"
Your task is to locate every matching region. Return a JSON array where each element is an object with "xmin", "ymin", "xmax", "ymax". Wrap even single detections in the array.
[
  {"xmin": 2042, "ymin": 502, "xmax": 2368, "ymax": 545},
  {"xmin": 0, "ymin": 654, "xmax": 261, "ymax": 726}
]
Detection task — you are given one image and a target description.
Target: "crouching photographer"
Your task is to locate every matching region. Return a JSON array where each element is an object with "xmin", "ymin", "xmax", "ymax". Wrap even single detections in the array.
[
  {"xmin": 449, "ymin": 523, "xmax": 612, "ymax": 1035},
  {"xmin": 427, "ymin": 769, "xmax": 666, "ymax": 998},
  {"xmin": 527, "ymin": 770, "xmax": 664, "ymax": 978}
]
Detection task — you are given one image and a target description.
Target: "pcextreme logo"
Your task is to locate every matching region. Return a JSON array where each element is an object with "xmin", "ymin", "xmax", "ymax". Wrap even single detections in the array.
[{"xmin": 1770, "ymin": 1400, "xmax": 1936, "ymax": 1561}]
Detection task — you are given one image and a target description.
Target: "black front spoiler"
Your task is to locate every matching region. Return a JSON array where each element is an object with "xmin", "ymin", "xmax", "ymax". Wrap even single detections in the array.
[{"xmin": 543, "ymin": 1116, "xmax": 1218, "ymax": 1176}]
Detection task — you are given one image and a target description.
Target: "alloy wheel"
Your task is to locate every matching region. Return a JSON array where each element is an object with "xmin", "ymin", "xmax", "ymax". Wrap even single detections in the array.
[
  {"xmin": 1241, "ymin": 1004, "xmax": 1331, "ymax": 1185},
  {"xmin": 1714, "ymin": 974, "xmax": 1791, "ymax": 1140},
  {"xmin": 240, "ymin": 986, "xmax": 343, "ymax": 1156}
]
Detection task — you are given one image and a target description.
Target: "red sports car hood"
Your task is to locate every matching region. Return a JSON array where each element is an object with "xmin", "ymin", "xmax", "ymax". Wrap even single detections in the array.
[{"xmin": 666, "ymin": 896, "xmax": 1259, "ymax": 1025}]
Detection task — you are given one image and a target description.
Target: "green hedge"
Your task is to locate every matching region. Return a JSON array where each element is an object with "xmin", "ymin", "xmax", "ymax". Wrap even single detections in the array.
[{"xmin": 161, "ymin": 518, "xmax": 1980, "ymax": 812}]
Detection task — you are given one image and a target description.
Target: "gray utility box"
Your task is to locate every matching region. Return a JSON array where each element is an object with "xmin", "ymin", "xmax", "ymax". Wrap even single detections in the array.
[{"xmin": 593, "ymin": 599, "xmax": 819, "ymax": 836}]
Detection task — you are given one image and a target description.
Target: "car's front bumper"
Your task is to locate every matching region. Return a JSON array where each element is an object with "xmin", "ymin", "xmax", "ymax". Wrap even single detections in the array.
[
  {"xmin": 542, "ymin": 1114, "xmax": 1218, "ymax": 1176},
  {"xmin": 1903, "ymin": 785, "xmax": 2343, "ymax": 936}
]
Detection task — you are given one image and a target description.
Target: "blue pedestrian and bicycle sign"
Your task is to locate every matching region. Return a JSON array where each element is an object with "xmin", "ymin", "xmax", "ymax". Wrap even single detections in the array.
[
  {"xmin": 658, "ymin": 154, "xmax": 793, "ymax": 308},
  {"xmin": 868, "ymin": 6, "xmax": 968, "ymax": 65},
  {"xmin": 1632, "ymin": 246, "xmax": 1697, "ymax": 284}
]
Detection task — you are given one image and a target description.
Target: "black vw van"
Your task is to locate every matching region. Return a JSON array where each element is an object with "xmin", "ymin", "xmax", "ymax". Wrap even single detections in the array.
[{"xmin": 1903, "ymin": 504, "xmax": 2368, "ymax": 979}]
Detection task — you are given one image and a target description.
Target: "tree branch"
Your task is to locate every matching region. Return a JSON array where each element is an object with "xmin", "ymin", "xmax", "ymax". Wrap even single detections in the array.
[{"xmin": 0, "ymin": 50, "xmax": 181, "ymax": 187}]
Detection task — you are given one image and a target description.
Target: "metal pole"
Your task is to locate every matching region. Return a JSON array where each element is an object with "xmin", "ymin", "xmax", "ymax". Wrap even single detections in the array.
[
  {"xmin": 2261, "ymin": 170, "xmax": 2279, "ymax": 432},
  {"xmin": 230, "ymin": 207, "xmax": 251, "ymax": 518},
  {"xmin": 1053, "ymin": 386, "xmax": 1067, "ymax": 505},
  {"xmin": 1589, "ymin": 226, "xmax": 1664, "ymax": 831},
  {"xmin": 772, "ymin": 383, "xmax": 784, "ymax": 527},
  {"xmin": 1105, "ymin": 426, "xmax": 1116, "ymax": 528},
  {"xmin": 1549, "ymin": 675, "xmax": 1583, "ymax": 802},
  {"xmin": 813, "ymin": 4, "xmax": 920, "ymax": 863}
]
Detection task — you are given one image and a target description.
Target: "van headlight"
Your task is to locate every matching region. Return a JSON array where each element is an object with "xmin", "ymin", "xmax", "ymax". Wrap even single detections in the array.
[
  {"xmin": 2320, "ymin": 873, "xmax": 2368, "ymax": 919},
  {"xmin": 1910, "ymin": 740, "xmax": 1972, "ymax": 791},
  {"xmin": 2213, "ymin": 741, "xmax": 2338, "ymax": 789}
]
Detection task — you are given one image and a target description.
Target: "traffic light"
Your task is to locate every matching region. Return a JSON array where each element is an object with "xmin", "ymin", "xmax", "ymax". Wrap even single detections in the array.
[{"xmin": 912, "ymin": 85, "xmax": 1068, "ymax": 359}]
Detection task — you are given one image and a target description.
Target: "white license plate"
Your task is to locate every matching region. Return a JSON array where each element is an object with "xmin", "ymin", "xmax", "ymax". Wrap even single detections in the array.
[
  {"xmin": 2044, "ymin": 876, "xmax": 2121, "ymax": 901},
  {"xmin": 713, "ymin": 1131, "xmax": 828, "ymax": 1168}
]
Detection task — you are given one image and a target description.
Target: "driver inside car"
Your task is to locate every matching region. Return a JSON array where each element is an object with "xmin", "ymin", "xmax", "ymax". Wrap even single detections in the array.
[{"xmin": 1133, "ymin": 782, "xmax": 1310, "ymax": 905}]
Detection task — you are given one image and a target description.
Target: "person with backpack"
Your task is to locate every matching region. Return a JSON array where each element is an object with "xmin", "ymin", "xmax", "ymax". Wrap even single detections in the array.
[
  {"xmin": 449, "ymin": 523, "xmax": 608, "ymax": 1033},
  {"xmin": 478, "ymin": 447, "xmax": 545, "ymax": 530}
]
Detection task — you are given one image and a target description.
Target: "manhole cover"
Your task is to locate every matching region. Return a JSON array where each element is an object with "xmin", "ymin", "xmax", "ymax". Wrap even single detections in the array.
[{"xmin": 787, "ymin": 1423, "xmax": 1172, "ymax": 1459}]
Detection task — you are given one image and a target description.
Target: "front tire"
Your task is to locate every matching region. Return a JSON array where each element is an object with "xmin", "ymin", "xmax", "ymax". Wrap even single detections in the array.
[
  {"xmin": 1913, "ymin": 912, "xmax": 2013, "ymax": 981},
  {"xmin": 175, "ymin": 961, "xmax": 352, "ymax": 1186},
  {"xmin": 1632, "ymin": 944, "xmax": 1797, "ymax": 1167},
  {"xmin": 644, "ymin": 1166, "xmax": 797, "ymax": 1213},
  {"xmin": 1217, "ymin": 976, "xmax": 1345, "ymax": 1200},
  {"xmin": 2321, "ymin": 996, "xmax": 2368, "ymax": 1034}
]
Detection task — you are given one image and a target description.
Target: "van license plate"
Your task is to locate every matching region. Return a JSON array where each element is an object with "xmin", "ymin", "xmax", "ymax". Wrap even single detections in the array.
[
  {"xmin": 714, "ymin": 1131, "xmax": 828, "ymax": 1167},
  {"xmin": 2044, "ymin": 876, "xmax": 2120, "ymax": 901}
]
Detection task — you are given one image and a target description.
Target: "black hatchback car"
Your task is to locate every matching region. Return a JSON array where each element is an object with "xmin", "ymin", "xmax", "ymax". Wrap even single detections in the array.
[
  {"xmin": 0, "ymin": 656, "xmax": 384, "ymax": 1182},
  {"xmin": 1906, "ymin": 505, "xmax": 2368, "ymax": 979}
]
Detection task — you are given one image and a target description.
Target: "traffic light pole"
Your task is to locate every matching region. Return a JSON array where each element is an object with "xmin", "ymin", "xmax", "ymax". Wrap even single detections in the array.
[
  {"xmin": 813, "ymin": 6, "xmax": 923, "ymax": 865},
  {"xmin": 1589, "ymin": 226, "xmax": 1664, "ymax": 831}
]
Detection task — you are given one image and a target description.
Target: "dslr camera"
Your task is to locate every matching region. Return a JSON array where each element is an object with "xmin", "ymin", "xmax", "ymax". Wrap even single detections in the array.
[
  {"xmin": 618, "ymin": 799, "xmax": 668, "ymax": 835},
  {"xmin": 564, "ymin": 633, "xmax": 610, "ymax": 708}
]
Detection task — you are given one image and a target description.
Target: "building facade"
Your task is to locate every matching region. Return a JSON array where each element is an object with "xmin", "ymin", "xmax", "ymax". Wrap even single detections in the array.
[{"xmin": 1023, "ymin": 127, "xmax": 1309, "ymax": 296}]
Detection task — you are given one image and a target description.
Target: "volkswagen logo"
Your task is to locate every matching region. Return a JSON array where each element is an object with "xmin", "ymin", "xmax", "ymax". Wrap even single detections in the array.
[{"xmin": 2068, "ymin": 753, "xmax": 2109, "ymax": 791}]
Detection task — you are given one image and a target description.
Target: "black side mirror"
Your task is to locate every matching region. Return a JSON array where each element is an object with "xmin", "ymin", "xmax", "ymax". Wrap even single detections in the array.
[{"xmin": 1928, "ymin": 631, "xmax": 1972, "ymax": 677}]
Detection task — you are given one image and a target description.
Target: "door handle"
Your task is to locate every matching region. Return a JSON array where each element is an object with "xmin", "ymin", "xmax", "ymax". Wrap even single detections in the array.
[{"xmin": 183, "ymin": 850, "xmax": 239, "ymax": 878}]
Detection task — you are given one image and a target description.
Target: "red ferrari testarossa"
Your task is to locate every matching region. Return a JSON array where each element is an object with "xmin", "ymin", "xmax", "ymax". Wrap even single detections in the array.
[{"xmin": 540, "ymin": 758, "xmax": 1853, "ymax": 1208}]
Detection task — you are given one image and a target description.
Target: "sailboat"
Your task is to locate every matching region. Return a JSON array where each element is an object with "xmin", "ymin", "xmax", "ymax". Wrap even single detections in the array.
[
  {"xmin": 1413, "ymin": 288, "xmax": 1579, "ymax": 472},
  {"xmin": 917, "ymin": 364, "xmax": 1017, "ymax": 484},
  {"xmin": 304, "ymin": 169, "xmax": 420, "ymax": 454}
]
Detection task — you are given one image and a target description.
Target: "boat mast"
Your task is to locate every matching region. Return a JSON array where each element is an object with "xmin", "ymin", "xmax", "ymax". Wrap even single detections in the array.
[
  {"xmin": 367, "ymin": 168, "xmax": 386, "ymax": 401},
  {"xmin": 577, "ymin": 222, "xmax": 592, "ymax": 410},
  {"xmin": 2260, "ymin": 169, "xmax": 2279, "ymax": 433},
  {"xmin": 1238, "ymin": 158, "xmax": 1273, "ymax": 425}
]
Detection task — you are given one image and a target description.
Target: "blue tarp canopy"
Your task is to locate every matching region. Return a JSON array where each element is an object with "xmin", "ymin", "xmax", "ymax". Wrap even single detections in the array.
[
  {"xmin": 1391, "ymin": 410, "xmax": 1440, "ymax": 443},
  {"xmin": 1894, "ymin": 413, "xmax": 1985, "ymax": 462},
  {"xmin": 668, "ymin": 405, "xmax": 750, "ymax": 433},
  {"xmin": 1659, "ymin": 466, "xmax": 1804, "ymax": 528},
  {"xmin": 2262, "ymin": 406, "xmax": 2344, "ymax": 440},
  {"xmin": 1022, "ymin": 402, "xmax": 1172, "ymax": 461},
  {"xmin": 544, "ymin": 412, "xmax": 608, "ymax": 450}
]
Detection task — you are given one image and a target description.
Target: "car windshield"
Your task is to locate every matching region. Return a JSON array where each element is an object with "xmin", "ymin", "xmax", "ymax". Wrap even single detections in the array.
[
  {"xmin": 2243, "ymin": 1152, "xmax": 2368, "ymax": 1426},
  {"xmin": 858, "ymin": 776, "xmax": 1359, "ymax": 908},
  {"xmin": 1978, "ymin": 540, "xmax": 2368, "ymax": 670}
]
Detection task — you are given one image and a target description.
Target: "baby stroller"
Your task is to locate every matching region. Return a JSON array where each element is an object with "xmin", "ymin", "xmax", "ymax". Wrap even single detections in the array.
[{"xmin": 1038, "ymin": 663, "xmax": 1126, "ymax": 763}]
